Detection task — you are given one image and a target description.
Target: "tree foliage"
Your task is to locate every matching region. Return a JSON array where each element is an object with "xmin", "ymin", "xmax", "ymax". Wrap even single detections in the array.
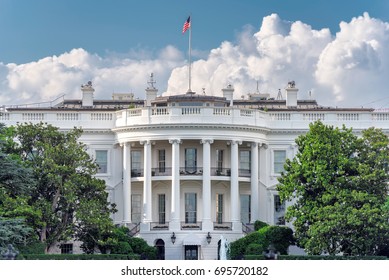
[
  {"xmin": 277, "ymin": 121, "xmax": 389, "ymax": 255},
  {"xmin": 229, "ymin": 225, "xmax": 294, "ymax": 259},
  {"xmin": 7, "ymin": 122, "xmax": 116, "ymax": 252}
]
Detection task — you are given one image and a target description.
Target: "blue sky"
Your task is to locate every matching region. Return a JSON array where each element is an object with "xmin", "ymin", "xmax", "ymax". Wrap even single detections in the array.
[
  {"xmin": 0, "ymin": 0, "xmax": 388, "ymax": 108},
  {"xmin": 0, "ymin": 0, "xmax": 387, "ymax": 63}
]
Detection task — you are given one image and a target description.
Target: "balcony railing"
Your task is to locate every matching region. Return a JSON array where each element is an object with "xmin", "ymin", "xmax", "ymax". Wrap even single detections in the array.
[
  {"xmin": 132, "ymin": 167, "xmax": 251, "ymax": 178},
  {"xmin": 150, "ymin": 222, "xmax": 169, "ymax": 231},
  {"xmin": 213, "ymin": 222, "xmax": 232, "ymax": 230},
  {"xmin": 211, "ymin": 168, "xmax": 231, "ymax": 176},
  {"xmin": 179, "ymin": 167, "xmax": 203, "ymax": 176},
  {"xmin": 181, "ymin": 222, "xmax": 202, "ymax": 230},
  {"xmin": 151, "ymin": 167, "xmax": 172, "ymax": 176}
]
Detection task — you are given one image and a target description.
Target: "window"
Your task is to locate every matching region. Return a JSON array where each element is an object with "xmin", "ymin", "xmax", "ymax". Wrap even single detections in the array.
[
  {"xmin": 131, "ymin": 150, "xmax": 142, "ymax": 176},
  {"xmin": 158, "ymin": 150, "xmax": 166, "ymax": 173},
  {"xmin": 240, "ymin": 195, "xmax": 251, "ymax": 224},
  {"xmin": 274, "ymin": 195, "xmax": 285, "ymax": 212},
  {"xmin": 95, "ymin": 150, "xmax": 108, "ymax": 173},
  {"xmin": 216, "ymin": 194, "xmax": 223, "ymax": 224},
  {"xmin": 185, "ymin": 148, "xmax": 197, "ymax": 173},
  {"xmin": 240, "ymin": 150, "xmax": 251, "ymax": 175},
  {"xmin": 185, "ymin": 193, "xmax": 197, "ymax": 223},
  {"xmin": 60, "ymin": 243, "xmax": 73, "ymax": 254},
  {"xmin": 158, "ymin": 194, "xmax": 166, "ymax": 224},
  {"xmin": 216, "ymin": 149, "xmax": 224, "ymax": 172},
  {"xmin": 131, "ymin": 194, "xmax": 142, "ymax": 223},
  {"xmin": 274, "ymin": 150, "xmax": 286, "ymax": 173}
]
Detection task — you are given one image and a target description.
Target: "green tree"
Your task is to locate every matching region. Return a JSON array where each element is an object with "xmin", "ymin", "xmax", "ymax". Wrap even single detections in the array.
[
  {"xmin": 0, "ymin": 124, "xmax": 39, "ymax": 251},
  {"xmin": 278, "ymin": 121, "xmax": 389, "ymax": 255},
  {"xmin": 8, "ymin": 122, "xmax": 116, "ymax": 253}
]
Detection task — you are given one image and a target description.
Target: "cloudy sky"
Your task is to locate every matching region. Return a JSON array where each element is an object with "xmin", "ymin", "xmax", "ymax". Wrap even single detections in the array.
[{"xmin": 0, "ymin": 0, "xmax": 388, "ymax": 108}]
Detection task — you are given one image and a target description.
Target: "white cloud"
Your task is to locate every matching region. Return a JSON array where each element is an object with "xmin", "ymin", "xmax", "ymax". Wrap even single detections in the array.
[{"xmin": 1, "ymin": 13, "xmax": 388, "ymax": 109}]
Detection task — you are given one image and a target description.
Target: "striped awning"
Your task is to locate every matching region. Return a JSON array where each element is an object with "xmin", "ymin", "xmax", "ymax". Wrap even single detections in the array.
[{"xmin": 183, "ymin": 233, "xmax": 201, "ymax": 246}]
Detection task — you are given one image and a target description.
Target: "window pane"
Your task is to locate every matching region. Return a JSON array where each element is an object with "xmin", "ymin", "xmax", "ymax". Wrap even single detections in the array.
[
  {"xmin": 95, "ymin": 150, "xmax": 108, "ymax": 173},
  {"xmin": 240, "ymin": 150, "xmax": 251, "ymax": 171},
  {"xmin": 185, "ymin": 148, "xmax": 197, "ymax": 173},
  {"xmin": 158, "ymin": 150, "xmax": 166, "ymax": 173},
  {"xmin": 131, "ymin": 151, "xmax": 142, "ymax": 172},
  {"xmin": 274, "ymin": 150, "xmax": 286, "ymax": 173},
  {"xmin": 185, "ymin": 193, "xmax": 197, "ymax": 223},
  {"xmin": 158, "ymin": 194, "xmax": 166, "ymax": 224},
  {"xmin": 240, "ymin": 195, "xmax": 251, "ymax": 224}
]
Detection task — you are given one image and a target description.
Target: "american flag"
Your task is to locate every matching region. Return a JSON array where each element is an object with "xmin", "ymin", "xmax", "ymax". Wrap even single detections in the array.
[{"xmin": 182, "ymin": 16, "xmax": 191, "ymax": 34}]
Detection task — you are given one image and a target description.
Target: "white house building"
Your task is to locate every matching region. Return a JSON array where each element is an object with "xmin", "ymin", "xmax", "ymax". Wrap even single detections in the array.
[{"xmin": 1, "ymin": 77, "xmax": 388, "ymax": 259}]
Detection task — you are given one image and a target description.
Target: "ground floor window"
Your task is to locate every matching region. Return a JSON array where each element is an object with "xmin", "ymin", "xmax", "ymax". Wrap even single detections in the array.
[
  {"xmin": 240, "ymin": 194, "xmax": 251, "ymax": 224},
  {"xmin": 60, "ymin": 243, "xmax": 73, "ymax": 254},
  {"xmin": 184, "ymin": 245, "xmax": 198, "ymax": 260},
  {"xmin": 131, "ymin": 194, "xmax": 142, "ymax": 223}
]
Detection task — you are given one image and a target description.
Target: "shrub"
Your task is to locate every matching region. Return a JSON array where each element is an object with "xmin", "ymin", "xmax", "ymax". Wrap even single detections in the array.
[{"xmin": 254, "ymin": 220, "xmax": 269, "ymax": 231}]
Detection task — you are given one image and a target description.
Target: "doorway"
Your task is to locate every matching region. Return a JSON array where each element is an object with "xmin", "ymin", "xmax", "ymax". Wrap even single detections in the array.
[{"xmin": 184, "ymin": 245, "xmax": 198, "ymax": 260}]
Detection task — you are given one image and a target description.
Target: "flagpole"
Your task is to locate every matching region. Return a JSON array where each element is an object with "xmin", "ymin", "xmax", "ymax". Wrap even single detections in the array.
[{"xmin": 188, "ymin": 16, "xmax": 192, "ymax": 93}]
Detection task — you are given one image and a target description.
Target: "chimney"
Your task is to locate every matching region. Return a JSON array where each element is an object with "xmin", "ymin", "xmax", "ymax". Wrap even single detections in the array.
[
  {"xmin": 145, "ymin": 73, "xmax": 158, "ymax": 106},
  {"xmin": 81, "ymin": 81, "xmax": 94, "ymax": 107},
  {"xmin": 285, "ymin": 81, "xmax": 298, "ymax": 107},
  {"xmin": 222, "ymin": 84, "xmax": 234, "ymax": 106}
]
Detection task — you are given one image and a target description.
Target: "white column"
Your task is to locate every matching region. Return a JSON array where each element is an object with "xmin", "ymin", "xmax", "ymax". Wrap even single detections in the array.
[
  {"xmin": 230, "ymin": 140, "xmax": 242, "ymax": 230},
  {"xmin": 258, "ymin": 143, "xmax": 268, "ymax": 222},
  {"xmin": 169, "ymin": 139, "xmax": 181, "ymax": 231},
  {"xmin": 122, "ymin": 142, "xmax": 132, "ymax": 224},
  {"xmin": 201, "ymin": 139, "xmax": 213, "ymax": 231},
  {"xmin": 250, "ymin": 142, "xmax": 259, "ymax": 223},
  {"xmin": 141, "ymin": 140, "xmax": 152, "ymax": 224}
]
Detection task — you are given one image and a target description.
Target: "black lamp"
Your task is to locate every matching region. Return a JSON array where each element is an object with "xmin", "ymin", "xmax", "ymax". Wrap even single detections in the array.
[
  {"xmin": 171, "ymin": 232, "xmax": 176, "ymax": 244},
  {"xmin": 206, "ymin": 232, "xmax": 212, "ymax": 244}
]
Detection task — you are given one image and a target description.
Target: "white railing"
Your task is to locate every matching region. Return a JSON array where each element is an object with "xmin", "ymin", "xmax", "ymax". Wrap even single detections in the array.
[
  {"xmin": 57, "ymin": 113, "xmax": 79, "ymax": 121},
  {"xmin": 91, "ymin": 112, "xmax": 113, "ymax": 121},
  {"xmin": 2, "ymin": 107, "xmax": 389, "ymax": 132},
  {"xmin": 303, "ymin": 113, "xmax": 325, "ymax": 121}
]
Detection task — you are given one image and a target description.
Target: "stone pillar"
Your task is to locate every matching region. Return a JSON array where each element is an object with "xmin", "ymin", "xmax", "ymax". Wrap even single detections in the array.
[
  {"xmin": 122, "ymin": 142, "xmax": 132, "ymax": 224},
  {"xmin": 169, "ymin": 139, "xmax": 182, "ymax": 231},
  {"xmin": 201, "ymin": 139, "xmax": 213, "ymax": 231},
  {"xmin": 230, "ymin": 140, "xmax": 242, "ymax": 230},
  {"xmin": 250, "ymin": 142, "xmax": 259, "ymax": 223},
  {"xmin": 141, "ymin": 140, "xmax": 152, "ymax": 224}
]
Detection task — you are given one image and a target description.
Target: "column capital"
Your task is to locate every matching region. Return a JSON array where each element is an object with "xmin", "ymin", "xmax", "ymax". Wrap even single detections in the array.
[
  {"xmin": 260, "ymin": 143, "xmax": 268, "ymax": 149},
  {"xmin": 200, "ymin": 139, "xmax": 214, "ymax": 145},
  {"xmin": 140, "ymin": 140, "xmax": 151, "ymax": 145},
  {"xmin": 229, "ymin": 140, "xmax": 242, "ymax": 145},
  {"xmin": 250, "ymin": 142, "xmax": 260, "ymax": 148},
  {"xmin": 120, "ymin": 142, "xmax": 131, "ymax": 148},
  {"xmin": 169, "ymin": 139, "xmax": 182, "ymax": 145}
]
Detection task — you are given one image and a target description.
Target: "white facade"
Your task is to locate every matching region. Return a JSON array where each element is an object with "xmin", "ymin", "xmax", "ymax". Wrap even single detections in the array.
[{"xmin": 1, "ymin": 81, "xmax": 388, "ymax": 259}]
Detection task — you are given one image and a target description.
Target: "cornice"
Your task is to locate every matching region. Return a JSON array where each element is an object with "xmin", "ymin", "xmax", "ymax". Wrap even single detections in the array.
[{"xmin": 112, "ymin": 123, "xmax": 270, "ymax": 134}]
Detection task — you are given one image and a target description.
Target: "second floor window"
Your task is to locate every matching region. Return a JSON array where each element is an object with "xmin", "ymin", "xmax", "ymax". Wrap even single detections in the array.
[
  {"xmin": 216, "ymin": 149, "xmax": 224, "ymax": 171},
  {"xmin": 274, "ymin": 150, "xmax": 286, "ymax": 174},
  {"xmin": 185, "ymin": 148, "xmax": 197, "ymax": 173},
  {"xmin": 240, "ymin": 150, "xmax": 251, "ymax": 172},
  {"xmin": 95, "ymin": 150, "xmax": 108, "ymax": 173},
  {"xmin": 131, "ymin": 150, "xmax": 142, "ymax": 175},
  {"xmin": 158, "ymin": 149, "xmax": 166, "ymax": 173}
]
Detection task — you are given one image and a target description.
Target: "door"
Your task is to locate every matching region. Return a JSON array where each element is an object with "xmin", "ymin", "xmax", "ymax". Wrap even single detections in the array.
[{"xmin": 185, "ymin": 245, "xmax": 198, "ymax": 260}]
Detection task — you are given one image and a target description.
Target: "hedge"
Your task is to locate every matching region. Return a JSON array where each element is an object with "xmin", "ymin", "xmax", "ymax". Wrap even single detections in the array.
[
  {"xmin": 245, "ymin": 255, "xmax": 388, "ymax": 260},
  {"xmin": 20, "ymin": 254, "xmax": 140, "ymax": 260}
]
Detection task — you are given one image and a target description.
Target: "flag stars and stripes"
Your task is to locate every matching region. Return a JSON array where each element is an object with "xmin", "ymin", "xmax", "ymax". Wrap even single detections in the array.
[{"xmin": 182, "ymin": 16, "xmax": 191, "ymax": 34}]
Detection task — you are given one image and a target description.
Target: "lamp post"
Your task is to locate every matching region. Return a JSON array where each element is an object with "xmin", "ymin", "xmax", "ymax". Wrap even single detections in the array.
[{"xmin": 2, "ymin": 244, "xmax": 19, "ymax": 260}]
